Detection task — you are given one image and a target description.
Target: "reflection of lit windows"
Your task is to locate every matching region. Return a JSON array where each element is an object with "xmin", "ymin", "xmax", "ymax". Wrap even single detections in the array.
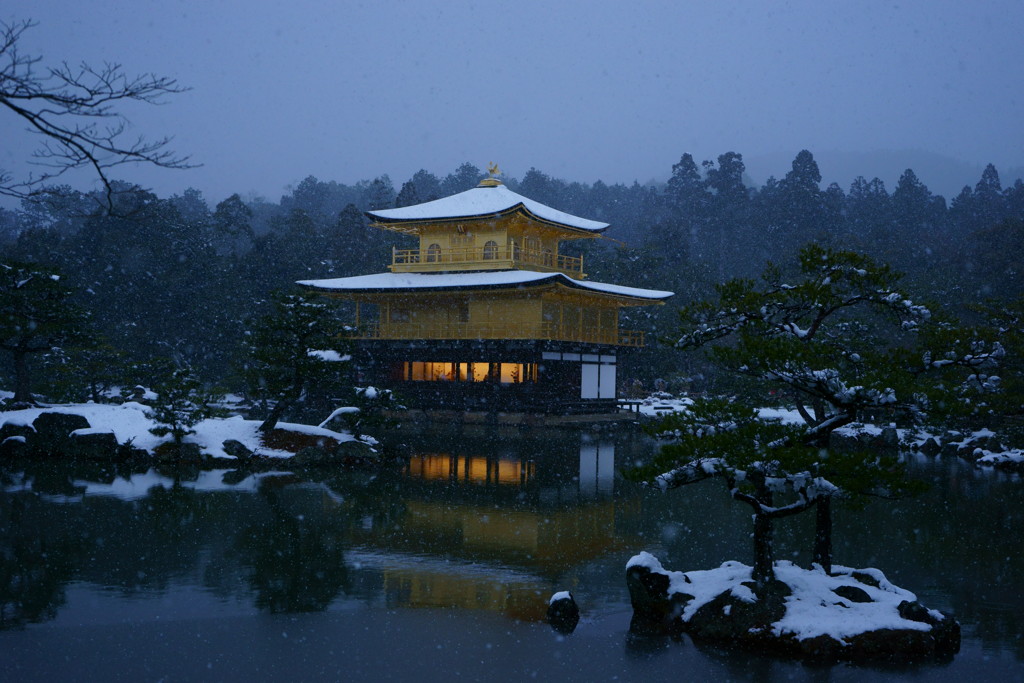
[
  {"xmin": 495, "ymin": 459, "xmax": 522, "ymax": 484},
  {"xmin": 408, "ymin": 454, "xmax": 452, "ymax": 479},
  {"xmin": 466, "ymin": 456, "xmax": 488, "ymax": 483},
  {"xmin": 406, "ymin": 454, "xmax": 535, "ymax": 486}
]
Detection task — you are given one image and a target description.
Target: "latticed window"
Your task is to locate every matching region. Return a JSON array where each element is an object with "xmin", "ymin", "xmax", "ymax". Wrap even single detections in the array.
[
  {"xmin": 426, "ymin": 243, "xmax": 441, "ymax": 262},
  {"xmin": 483, "ymin": 240, "xmax": 498, "ymax": 259}
]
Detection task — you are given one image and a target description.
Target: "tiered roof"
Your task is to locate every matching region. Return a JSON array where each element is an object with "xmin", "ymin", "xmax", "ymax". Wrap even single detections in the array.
[
  {"xmin": 368, "ymin": 182, "xmax": 608, "ymax": 236},
  {"xmin": 298, "ymin": 271, "xmax": 673, "ymax": 302}
]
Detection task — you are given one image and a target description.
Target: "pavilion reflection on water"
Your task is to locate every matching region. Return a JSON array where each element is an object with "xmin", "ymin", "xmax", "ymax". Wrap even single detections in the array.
[
  {"xmin": 346, "ymin": 432, "xmax": 638, "ymax": 619},
  {"xmin": 405, "ymin": 439, "xmax": 614, "ymax": 496}
]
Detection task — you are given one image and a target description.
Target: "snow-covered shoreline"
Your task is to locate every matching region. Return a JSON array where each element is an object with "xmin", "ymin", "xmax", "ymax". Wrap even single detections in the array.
[
  {"xmin": 0, "ymin": 401, "xmax": 362, "ymax": 461},
  {"xmin": 631, "ymin": 394, "xmax": 1024, "ymax": 471}
]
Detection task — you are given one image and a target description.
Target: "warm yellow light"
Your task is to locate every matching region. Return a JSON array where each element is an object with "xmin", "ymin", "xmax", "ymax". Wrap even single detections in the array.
[
  {"xmin": 402, "ymin": 361, "xmax": 536, "ymax": 383},
  {"xmin": 495, "ymin": 459, "xmax": 521, "ymax": 484},
  {"xmin": 471, "ymin": 362, "xmax": 489, "ymax": 382},
  {"xmin": 409, "ymin": 454, "xmax": 454, "ymax": 480},
  {"xmin": 466, "ymin": 456, "xmax": 488, "ymax": 483}
]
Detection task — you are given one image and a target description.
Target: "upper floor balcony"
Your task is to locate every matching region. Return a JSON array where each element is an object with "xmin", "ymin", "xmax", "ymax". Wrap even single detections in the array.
[{"xmin": 389, "ymin": 244, "xmax": 585, "ymax": 278}]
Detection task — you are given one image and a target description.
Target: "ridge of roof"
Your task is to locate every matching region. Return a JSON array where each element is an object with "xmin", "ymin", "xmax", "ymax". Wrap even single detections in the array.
[{"xmin": 367, "ymin": 184, "xmax": 609, "ymax": 233}]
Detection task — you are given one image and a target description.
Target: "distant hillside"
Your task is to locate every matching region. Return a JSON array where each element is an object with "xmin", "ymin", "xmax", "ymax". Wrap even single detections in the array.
[{"xmin": 743, "ymin": 149, "xmax": 1024, "ymax": 200}]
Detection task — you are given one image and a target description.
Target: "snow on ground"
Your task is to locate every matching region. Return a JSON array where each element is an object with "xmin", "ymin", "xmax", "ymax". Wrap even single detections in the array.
[
  {"xmin": 0, "ymin": 402, "xmax": 355, "ymax": 459},
  {"xmin": 756, "ymin": 407, "xmax": 805, "ymax": 425},
  {"xmin": 628, "ymin": 552, "xmax": 932, "ymax": 642},
  {"xmin": 307, "ymin": 349, "xmax": 351, "ymax": 362},
  {"xmin": 627, "ymin": 395, "xmax": 693, "ymax": 417},
  {"xmin": 626, "ymin": 395, "xmax": 803, "ymax": 425},
  {"xmin": 975, "ymin": 447, "xmax": 1024, "ymax": 467},
  {"xmin": 771, "ymin": 563, "xmax": 929, "ymax": 641}
]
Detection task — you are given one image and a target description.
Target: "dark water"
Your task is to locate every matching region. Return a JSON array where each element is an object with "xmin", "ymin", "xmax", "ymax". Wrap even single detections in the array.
[{"xmin": 1, "ymin": 425, "xmax": 1022, "ymax": 681}]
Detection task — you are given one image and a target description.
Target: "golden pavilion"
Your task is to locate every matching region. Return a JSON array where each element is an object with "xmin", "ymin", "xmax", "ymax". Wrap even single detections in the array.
[{"xmin": 298, "ymin": 168, "xmax": 672, "ymax": 413}]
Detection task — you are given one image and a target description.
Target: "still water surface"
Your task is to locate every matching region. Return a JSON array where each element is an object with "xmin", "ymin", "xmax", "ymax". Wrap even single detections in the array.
[{"xmin": 1, "ymin": 425, "xmax": 1022, "ymax": 681}]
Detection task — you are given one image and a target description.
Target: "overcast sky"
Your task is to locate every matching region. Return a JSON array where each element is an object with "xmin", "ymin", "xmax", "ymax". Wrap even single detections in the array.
[{"xmin": 4, "ymin": 0, "xmax": 1023, "ymax": 205}]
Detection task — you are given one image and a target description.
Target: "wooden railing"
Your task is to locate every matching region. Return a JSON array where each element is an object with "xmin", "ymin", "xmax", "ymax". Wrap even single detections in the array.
[
  {"xmin": 390, "ymin": 245, "xmax": 584, "ymax": 278},
  {"xmin": 344, "ymin": 320, "xmax": 645, "ymax": 347}
]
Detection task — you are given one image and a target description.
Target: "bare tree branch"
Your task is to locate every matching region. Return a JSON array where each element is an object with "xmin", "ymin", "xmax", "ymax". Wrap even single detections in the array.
[{"xmin": 0, "ymin": 19, "xmax": 195, "ymax": 213}]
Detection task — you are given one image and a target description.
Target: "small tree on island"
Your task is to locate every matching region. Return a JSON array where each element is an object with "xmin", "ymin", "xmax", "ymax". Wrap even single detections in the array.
[
  {"xmin": 148, "ymin": 364, "xmax": 222, "ymax": 453},
  {"xmin": 1, "ymin": 261, "xmax": 88, "ymax": 405},
  {"xmin": 634, "ymin": 245, "xmax": 1002, "ymax": 584},
  {"xmin": 243, "ymin": 290, "xmax": 350, "ymax": 433}
]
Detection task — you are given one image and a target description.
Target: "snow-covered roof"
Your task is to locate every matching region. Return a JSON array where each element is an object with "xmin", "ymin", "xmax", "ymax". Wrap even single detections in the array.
[
  {"xmin": 367, "ymin": 183, "xmax": 609, "ymax": 234},
  {"xmin": 298, "ymin": 271, "xmax": 673, "ymax": 302}
]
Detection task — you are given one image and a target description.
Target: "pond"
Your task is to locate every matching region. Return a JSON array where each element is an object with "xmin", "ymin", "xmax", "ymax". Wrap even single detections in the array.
[{"xmin": 1, "ymin": 424, "xmax": 1022, "ymax": 681}]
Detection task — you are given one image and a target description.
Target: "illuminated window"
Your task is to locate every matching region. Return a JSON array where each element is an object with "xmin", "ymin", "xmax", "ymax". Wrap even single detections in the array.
[
  {"xmin": 402, "ymin": 361, "xmax": 536, "ymax": 383},
  {"xmin": 470, "ymin": 362, "xmax": 490, "ymax": 382},
  {"xmin": 499, "ymin": 362, "xmax": 537, "ymax": 384},
  {"xmin": 407, "ymin": 361, "xmax": 456, "ymax": 381}
]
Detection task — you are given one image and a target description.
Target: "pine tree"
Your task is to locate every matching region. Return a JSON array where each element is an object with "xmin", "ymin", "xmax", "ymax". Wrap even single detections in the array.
[
  {"xmin": 775, "ymin": 150, "xmax": 825, "ymax": 253},
  {"xmin": 242, "ymin": 290, "xmax": 350, "ymax": 433},
  {"xmin": 409, "ymin": 169, "xmax": 441, "ymax": 202},
  {"xmin": 637, "ymin": 245, "xmax": 1002, "ymax": 580},
  {"xmin": 148, "ymin": 364, "xmax": 221, "ymax": 452},
  {"xmin": 440, "ymin": 163, "xmax": 484, "ymax": 196},
  {"xmin": 394, "ymin": 181, "xmax": 421, "ymax": 208},
  {"xmin": 0, "ymin": 262, "xmax": 87, "ymax": 404},
  {"xmin": 363, "ymin": 176, "xmax": 396, "ymax": 211}
]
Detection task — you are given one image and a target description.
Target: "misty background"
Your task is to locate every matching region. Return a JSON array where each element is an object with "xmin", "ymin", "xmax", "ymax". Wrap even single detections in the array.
[
  {"xmin": 3, "ymin": 0, "xmax": 1022, "ymax": 203},
  {"xmin": 2, "ymin": 1, "xmax": 1023, "ymax": 398}
]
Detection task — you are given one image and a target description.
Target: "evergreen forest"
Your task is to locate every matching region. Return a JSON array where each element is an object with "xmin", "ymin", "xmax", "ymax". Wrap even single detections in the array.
[{"xmin": 1, "ymin": 152, "xmax": 1022, "ymax": 403}]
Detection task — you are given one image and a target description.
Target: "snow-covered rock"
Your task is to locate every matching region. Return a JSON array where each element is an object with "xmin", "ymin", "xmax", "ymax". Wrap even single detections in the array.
[
  {"xmin": 546, "ymin": 591, "xmax": 580, "ymax": 635},
  {"xmin": 626, "ymin": 552, "xmax": 960, "ymax": 661},
  {"xmin": 0, "ymin": 402, "xmax": 371, "ymax": 465}
]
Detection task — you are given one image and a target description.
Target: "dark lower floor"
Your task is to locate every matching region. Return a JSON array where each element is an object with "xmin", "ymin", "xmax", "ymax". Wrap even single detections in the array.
[{"xmin": 349, "ymin": 339, "xmax": 626, "ymax": 414}]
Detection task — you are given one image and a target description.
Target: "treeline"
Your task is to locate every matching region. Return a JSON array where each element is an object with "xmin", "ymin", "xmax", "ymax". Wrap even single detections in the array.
[{"xmin": 1, "ymin": 152, "xmax": 1022, "ymax": 398}]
